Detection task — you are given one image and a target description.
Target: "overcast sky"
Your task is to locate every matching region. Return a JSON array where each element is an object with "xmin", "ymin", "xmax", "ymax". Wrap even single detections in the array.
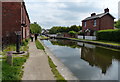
[{"xmin": 25, "ymin": 0, "xmax": 120, "ymax": 29}]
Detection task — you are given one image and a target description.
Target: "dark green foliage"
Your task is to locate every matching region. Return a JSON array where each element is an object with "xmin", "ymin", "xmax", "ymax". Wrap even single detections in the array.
[
  {"xmin": 21, "ymin": 40, "xmax": 27, "ymax": 46},
  {"xmin": 2, "ymin": 57, "xmax": 27, "ymax": 80},
  {"xmin": 96, "ymin": 29, "xmax": 120, "ymax": 42},
  {"xmin": 49, "ymin": 25, "xmax": 82, "ymax": 34},
  {"xmin": 114, "ymin": 20, "xmax": 120, "ymax": 29},
  {"xmin": 30, "ymin": 23, "xmax": 42, "ymax": 34},
  {"xmin": 78, "ymin": 32, "xmax": 84, "ymax": 35},
  {"xmin": 69, "ymin": 25, "xmax": 81, "ymax": 32},
  {"xmin": 21, "ymin": 38, "xmax": 29, "ymax": 46},
  {"xmin": 35, "ymin": 40, "xmax": 45, "ymax": 50}
]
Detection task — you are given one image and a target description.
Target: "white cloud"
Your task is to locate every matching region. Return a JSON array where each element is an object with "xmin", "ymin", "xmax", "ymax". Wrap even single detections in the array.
[{"xmin": 25, "ymin": 0, "xmax": 120, "ymax": 29}]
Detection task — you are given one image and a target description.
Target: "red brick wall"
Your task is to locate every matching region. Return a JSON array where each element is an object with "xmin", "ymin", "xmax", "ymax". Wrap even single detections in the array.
[
  {"xmin": 2, "ymin": 2, "xmax": 21, "ymax": 44},
  {"xmin": 0, "ymin": 2, "xmax": 2, "ymax": 47},
  {"xmin": 25, "ymin": 15, "xmax": 30, "ymax": 38},
  {"xmin": 82, "ymin": 19, "xmax": 100, "ymax": 32},
  {"xmin": 2, "ymin": 2, "xmax": 30, "ymax": 47},
  {"xmin": 82, "ymin": 14, "xmax": 114, "ymax": 35},
  {"xmin": 21, "ymin": 3, "xmax": 30, "ymax": 40},
  {"xmin": 21, "ymin": 4, "xmax": 26, "ymax": 39},
  {"xmin": 100, "ymin": 15, "xmax": 114, "ymax": 30}
]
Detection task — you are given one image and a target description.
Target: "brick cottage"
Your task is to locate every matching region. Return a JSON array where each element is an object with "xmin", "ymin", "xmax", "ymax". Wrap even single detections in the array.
[
  {"xmin": 1, "ymin": 1, "xmax": 30, "ymax": 47},
  {"xmin": 82, "ymin": 8, "xmax": 115, "ymax": 36}
]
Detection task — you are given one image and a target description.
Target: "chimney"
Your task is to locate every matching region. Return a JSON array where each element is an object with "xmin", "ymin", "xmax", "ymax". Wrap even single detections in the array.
[
  {"xmin": 104, "ymin": 8, "xmax": 109, "ymax": 13},
  {"xmin": 91, "ymin": 13, "xmax": 96, "ymax": 16}
]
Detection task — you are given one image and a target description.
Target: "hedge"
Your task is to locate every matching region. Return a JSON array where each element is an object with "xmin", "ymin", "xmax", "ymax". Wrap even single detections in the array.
[{"xmin": 96, "ymin": 29, "xmax": 120, "ymax": 42}]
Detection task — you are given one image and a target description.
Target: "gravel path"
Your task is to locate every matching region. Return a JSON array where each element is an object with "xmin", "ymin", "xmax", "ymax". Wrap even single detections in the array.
[{"xmin": 22, "ymin": 41, "xmax": 55, "ymax": 80}]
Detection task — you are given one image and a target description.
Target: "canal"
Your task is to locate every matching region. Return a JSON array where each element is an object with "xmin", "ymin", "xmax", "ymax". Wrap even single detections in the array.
[{"xmin": 42, "ymin": 39, "xmax": 120, "ymax": 80}]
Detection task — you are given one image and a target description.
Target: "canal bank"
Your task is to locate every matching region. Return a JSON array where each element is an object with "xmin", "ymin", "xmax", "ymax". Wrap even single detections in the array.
[
  {"xmin": 39, "ymin": 39, "xmax": 79, "ymax": 80},
  {"xmin": 49, "ymin": 36, "xmax": 120, "ymax": 50}
]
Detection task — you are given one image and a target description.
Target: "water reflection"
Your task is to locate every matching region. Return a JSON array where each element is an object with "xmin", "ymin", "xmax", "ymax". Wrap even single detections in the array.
[
  {"xmin": 43, "ymin": 39, "xmax": 120, "ymax": 80},
  {"xmin": 50, "ymin": 39, "xmax": 80, "ymax": 48},
  {"xmin": 81, "ymin": 46, "xmax": 112, "ymax": 74}
]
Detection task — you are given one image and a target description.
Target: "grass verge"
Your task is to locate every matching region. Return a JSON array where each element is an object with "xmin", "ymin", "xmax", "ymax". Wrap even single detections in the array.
[
  {"xmin": 40, "ymin": 35, "xmax": 49, "ymax": 40},
  {"xmin": 48, "ymin": 56, "xmax": 66, "ymax": 82},
  {"xmin": 35, "ymin": 40, "xmax": 45, "ymax": 50},
  {"xmin": 70, "ymin": 38, "xmax": 120, "ymax": 46},
  {"xmin": 2, "ymin": 56, "xmax": 28, "ymax": 80},
  {"xmin": 1, "ymin": 39, "xmax": 29, "ymax": 80}
]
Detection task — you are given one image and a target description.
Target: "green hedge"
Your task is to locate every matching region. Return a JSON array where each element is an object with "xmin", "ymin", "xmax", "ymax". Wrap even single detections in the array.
[{"xmin": 96, "ymin": 29, "xmax": 120, "ymax": 42}]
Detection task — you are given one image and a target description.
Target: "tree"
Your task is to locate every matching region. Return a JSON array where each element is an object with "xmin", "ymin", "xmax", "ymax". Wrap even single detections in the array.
[
  {"xmin": 49, "ymin": 26, "xmax": 59, "ymax": 34},
  {"xmin": 49, "ymin": 25, "xmax": 82, "ymax": 34},
  {"xmin": 114, "ymin": 20, "xmax": 120, "ymax": 29},
  {"xmin": 30, "ymin": 22, "xmax": 42, "ymax": 34},
  {"xmin": 69, "ymin": 25, "xmax": 81, "ymax": 32}
]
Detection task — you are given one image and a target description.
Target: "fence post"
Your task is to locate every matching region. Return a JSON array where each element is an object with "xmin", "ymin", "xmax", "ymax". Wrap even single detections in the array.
[{"xmin": 6, "ymin": 51, "xmax": 13, "ymax": 66}]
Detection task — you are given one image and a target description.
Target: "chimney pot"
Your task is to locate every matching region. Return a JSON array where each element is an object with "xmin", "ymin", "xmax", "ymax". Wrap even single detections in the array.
[
  {"xmin": 104, "ymin": 8, "xmax": 109, "ymax": 13},
  {"xmin": 91, "ymin": 13, "xmax": 96, "ymax": 16}
]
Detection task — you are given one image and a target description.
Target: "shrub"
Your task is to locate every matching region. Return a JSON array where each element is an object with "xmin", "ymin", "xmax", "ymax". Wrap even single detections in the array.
[
  {"xmin": 21, "ymin": 40, "xmax": 27, "ymax": 46},
  {"xmin": 78, "ymin": 32, "xmax": 84, "ymax": 35},
  {"xmin": 25, "ymin": 38, "xmax": 29, "ymax": 43},
  {"xmin": 21, "ymin": 38, "xmax": 29, "ymax": 46},
  {"xmin": 68, "ymin": 31, "xmax": 77, "ymax": 35},
  {"xmin": 96, "ymin": 29, "xmax": 120, "ymax": 42}
]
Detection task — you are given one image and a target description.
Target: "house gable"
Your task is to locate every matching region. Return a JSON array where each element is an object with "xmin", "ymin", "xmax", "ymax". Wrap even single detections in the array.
[
  {"xmin": 100, "ymin": 14, "xmax": 114, "ymax": 30},
  {"xmin": 82, "ymin": 8, "xmax": 115, "ymax": 35}
]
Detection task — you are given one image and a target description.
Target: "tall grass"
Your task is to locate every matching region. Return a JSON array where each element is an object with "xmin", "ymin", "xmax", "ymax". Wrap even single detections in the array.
[{"xmin": 2, "ymin": 57, "xmax": 28, "ymax": 80}]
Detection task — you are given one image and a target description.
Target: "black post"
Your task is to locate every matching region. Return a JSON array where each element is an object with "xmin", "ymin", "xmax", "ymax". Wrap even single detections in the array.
[
  {"xmin": 16, "ymin": 35, "xmax": 20, "ymax": 53},
  {"xmin": 83, "ymin": 32, "xmax": 85, "ymax": 39}
]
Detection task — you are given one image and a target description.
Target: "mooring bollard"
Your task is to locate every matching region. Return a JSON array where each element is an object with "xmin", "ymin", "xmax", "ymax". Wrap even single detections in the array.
[{"xmin": 6, "ymin": 51, "xmax": 13, "ymax": 66}]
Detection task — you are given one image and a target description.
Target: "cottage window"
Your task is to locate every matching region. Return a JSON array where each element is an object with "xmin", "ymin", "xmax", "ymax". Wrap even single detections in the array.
[
  {"xmin": 94, "ymin": 20, "xmax": 96, "ymax": 26},
  {"xmin": 84, "ymin": 22, "xmax": 86, "ymax": 27}
]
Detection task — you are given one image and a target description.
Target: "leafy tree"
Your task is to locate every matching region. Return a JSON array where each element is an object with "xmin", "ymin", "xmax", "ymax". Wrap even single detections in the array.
[
  {"xmin": 30, "ymin": 22, "xmax": 42, "ymax": 34},
  {"xmin": 114, "ymin": 20, "xmax": 120, "ymax": 29},
  {"xmin": 49, "ymin": 25, "xmax": 82, "ymax": 34},
  {"xmin": 69, "ymin": 25, "xmax": 82, "ymax": 32},
  {"xmin": 49, "ymin": 26, "xmax": 59, "ymax": 34},
  {"xmin": 69, "ymin": 25, "xmax": 79, "ymax": 32}
]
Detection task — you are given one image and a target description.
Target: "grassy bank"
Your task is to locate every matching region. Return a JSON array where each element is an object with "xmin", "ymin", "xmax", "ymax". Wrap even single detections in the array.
[
  {"xmin": 2, "ymin": 39, "xmax": 29, "ymax": 80},
  {"xmin": 48, "ymin": 56, "xmax": 66, "ymax": 82},
  {"xmin": 2, "ymin": 56, "xmax": 28, "ymax": 80},
  {"xmin": 40, "ymin": 35, "xmax": 49, "ymax": 40},
  {"xmin": 70, "ymin": 38, "xmax": 120, "ymax": 46},
  {"xmin": 35, "ymin": 40, "xmax": 45, "ymax": 50}
]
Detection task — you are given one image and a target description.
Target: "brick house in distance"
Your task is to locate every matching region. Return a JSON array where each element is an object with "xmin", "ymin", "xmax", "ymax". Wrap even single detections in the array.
[
  {"xmin": 1, "ymin": 0, "xmax": 30, "ymax": 47},
  {"xmin": 82, "ymin": 8, "xmax": 115, "ymax": 36}
]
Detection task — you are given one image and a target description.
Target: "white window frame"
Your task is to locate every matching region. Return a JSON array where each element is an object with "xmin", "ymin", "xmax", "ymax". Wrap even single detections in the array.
[
  {"xmin": 94, "ymin": 20, "xmax": 96, "ymax": 27},
  {"xmin": 84, "ymin": 22, "xmax": 86, "ymax": 27}
]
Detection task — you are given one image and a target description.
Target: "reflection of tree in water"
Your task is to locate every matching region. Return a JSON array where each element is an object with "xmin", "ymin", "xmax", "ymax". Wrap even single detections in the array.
[
  {"xmin": 81, "ymin": 45, "xmax": 120, "ymax": 74},
  {"xmin": 50, "ymin": 39, "xmax": 81, "ymax": 48},
  {"xmin": 50, "ymin": 39, "xmax": 120, "ymax": 74}
]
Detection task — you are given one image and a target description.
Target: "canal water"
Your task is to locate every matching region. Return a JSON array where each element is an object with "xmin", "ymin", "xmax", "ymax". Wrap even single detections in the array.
[{"xmin": 42, "ymin": 39, "xmax": 120, "ymax": 80}]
